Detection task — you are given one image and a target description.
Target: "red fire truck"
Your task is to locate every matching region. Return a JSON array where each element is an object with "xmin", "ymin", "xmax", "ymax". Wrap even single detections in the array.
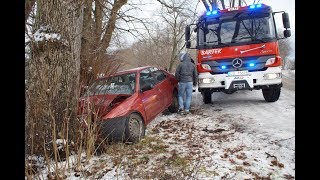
[{"xmin": 185, "ymin": 3, "xmax": 291, "ymax": 103}]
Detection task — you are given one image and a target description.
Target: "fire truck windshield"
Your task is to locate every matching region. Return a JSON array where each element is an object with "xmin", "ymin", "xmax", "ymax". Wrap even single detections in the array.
[{"xmin": 198, "ymin": 13, "xmax": 276, "ymax": 48}]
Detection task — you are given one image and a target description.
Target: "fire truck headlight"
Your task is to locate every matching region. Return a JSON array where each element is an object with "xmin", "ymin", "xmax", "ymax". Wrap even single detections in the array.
[
  {"xmin": 264, "ymin": 73, "xmax": 281, "ymax": 79},
  {"xmin": 202, "ymin": 64, "xmax": 211, "ymax": 70},
  {"xmin": 199, "ymin": 78, "xmax": 214, "ymax": 84},
  {"xmin": 265, "ymin": 57, "xmax": 276, "ymax": 66}
]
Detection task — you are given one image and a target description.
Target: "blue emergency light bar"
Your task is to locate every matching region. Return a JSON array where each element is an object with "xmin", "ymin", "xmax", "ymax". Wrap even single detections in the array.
[
  {"xmin": 206, "ymin": 10, "xmax": 219, "ymax": 16},
  {"xmin": 249, "ymin": 4, "xmax": 263, "ymax": 9}
]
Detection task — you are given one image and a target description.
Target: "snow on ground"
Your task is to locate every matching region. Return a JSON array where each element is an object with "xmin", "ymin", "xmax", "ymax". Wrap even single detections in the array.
[
  {"xmin": 28, "ymin": 71, "xmax": 295, "ymax": 180},
  {"xmin": 282, "ymin": 70, "xmax": 295, "ymax": 79}
]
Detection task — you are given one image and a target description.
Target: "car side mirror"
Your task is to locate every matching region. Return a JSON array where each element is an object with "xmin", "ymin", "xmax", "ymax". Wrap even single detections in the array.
[{"xmin": 141, "ymin": 83, "xmax": 153, "ymax": 92}]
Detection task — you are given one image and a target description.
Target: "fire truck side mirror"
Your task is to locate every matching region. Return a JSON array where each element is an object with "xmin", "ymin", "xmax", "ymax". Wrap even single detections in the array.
[
  {"xmin": 282, "ymin": 12, "xmax": 290, "ymax": 29},
  {"xmin": 185, "ymin": 25, "xmax": 191, "ymax": 48},
  {"xmin": 186, "ymin": 41, "xmax": 191, "ymax": 48},
  {"xmin": 283, "ymin": 30, "xmax": 291, "ymax": 38},
  {"xmin": 185, "ymin": 25, "xmax": 191, "ymax": 41}
]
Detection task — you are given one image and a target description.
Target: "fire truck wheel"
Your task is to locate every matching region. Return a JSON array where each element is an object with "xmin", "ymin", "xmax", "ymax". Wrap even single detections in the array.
[
  {"xmin": 126, "ymin": 113, "xmax": 145, "ymax": 143},
  {"xmin": 203, "ymin": 90, "xmax": 212, "ymax": 104},
  {"xmin": 262, "ymin": 86, "xmax": 281, "ymax": 102}
]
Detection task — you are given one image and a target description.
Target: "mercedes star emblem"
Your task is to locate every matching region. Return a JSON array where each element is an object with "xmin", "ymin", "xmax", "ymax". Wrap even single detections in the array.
[{"xmin": 232, "ymin": 58, "xmax": 243, "ymax": 68}]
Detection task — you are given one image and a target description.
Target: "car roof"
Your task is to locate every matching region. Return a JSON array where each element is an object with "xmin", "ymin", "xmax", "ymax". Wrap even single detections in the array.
[
  {"xmin": 116, "ymin": 66, "xmax": 151, "ymax": 74},
  {"xmin": 97, "ymin": 66, "xmax": 152, "ymax": 79}
]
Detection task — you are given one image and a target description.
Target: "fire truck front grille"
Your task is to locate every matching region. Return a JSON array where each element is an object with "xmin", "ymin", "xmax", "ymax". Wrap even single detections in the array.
[{"xmin": 202, "ymin": 55, "xmax": 275, "ymax": 75}]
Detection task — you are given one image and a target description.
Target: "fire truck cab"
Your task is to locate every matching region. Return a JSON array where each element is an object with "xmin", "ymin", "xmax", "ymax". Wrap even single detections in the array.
[{"xmin": 185, "ymin": 3, "xmax": 291, "ymax": 103}]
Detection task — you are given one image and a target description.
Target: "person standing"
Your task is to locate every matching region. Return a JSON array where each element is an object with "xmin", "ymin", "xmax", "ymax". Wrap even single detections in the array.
[{"xmin": 175, "ymin": 52, "xmax": 198, "ymax": 115}]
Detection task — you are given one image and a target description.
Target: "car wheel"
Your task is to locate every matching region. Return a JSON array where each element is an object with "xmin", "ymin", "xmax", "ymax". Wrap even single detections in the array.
[
  {"xmin": 126, "ymin": 113, "xmax": 145, "ymax": 143},
  {"xmin": 168, "ymin": 93, "xmax": 179, "ymax": 113},
  {"xmin": 203, "ymin": 90, "xmax": 212, "ymax": 104},
  {"xmin": 262, "ymin": 86, "xmax": 281, "ymax": 102}
]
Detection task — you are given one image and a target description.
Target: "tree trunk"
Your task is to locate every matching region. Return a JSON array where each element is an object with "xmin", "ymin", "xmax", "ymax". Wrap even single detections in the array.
[
  {"xmin": 221, "ymin": 0, "xmax": 226, "ymax": 9},
  {"xmin": 99, "ymin": 0, "xmax": 128, "ymax": 55},
  {"xmin": 80, "ymin": 0, "xmax": 93, "ymax": 94},
  {"xmin": 169, "ymin": 16, "xmax": 178, "ymax": 73},
  {"xmin": 25, "ymin": 0, "xmax": 36, "ymax": 26},
  {"xmin": 26, "ymin": 0, "xmax": 83, "ymax": 155},
  {"xmin": 79, "ymin": 0, "xmax": 128, "ymax": 91}
]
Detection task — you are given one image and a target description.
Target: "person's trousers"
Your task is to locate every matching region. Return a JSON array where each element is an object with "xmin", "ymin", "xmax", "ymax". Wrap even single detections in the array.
[{"xmin": 178, "ymin": 82, "xmax": 193, "ymax": 111}]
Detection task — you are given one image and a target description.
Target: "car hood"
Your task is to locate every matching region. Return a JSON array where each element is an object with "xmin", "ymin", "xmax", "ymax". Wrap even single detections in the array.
[{"xmin": 78, "ymin": 94, "xmax": 131, "ymax": 117}]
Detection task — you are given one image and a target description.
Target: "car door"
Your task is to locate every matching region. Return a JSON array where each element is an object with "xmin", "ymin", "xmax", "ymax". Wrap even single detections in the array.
[
  {"xmin": 139, "ymin": 68, "xmax": 164, "ymax": 123},
  {"xmin": 150, "ymin": 68, "xmax": 172, "ymax": 107}
]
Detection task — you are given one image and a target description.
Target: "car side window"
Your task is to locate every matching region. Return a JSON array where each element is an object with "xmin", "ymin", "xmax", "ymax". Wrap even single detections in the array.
[
  {"xmin": 140, "ymin": 68, "xmax": 157, "ymax": 90},
  {"xmin": 152, "ymin": 70, "xmax": 167, "ymax": 84}
]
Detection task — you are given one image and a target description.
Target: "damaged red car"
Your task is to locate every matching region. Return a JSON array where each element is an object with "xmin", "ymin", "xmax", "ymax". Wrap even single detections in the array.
[{"xmin": 78, "ymin": 66, "xmax": 179, "ymax": 143}]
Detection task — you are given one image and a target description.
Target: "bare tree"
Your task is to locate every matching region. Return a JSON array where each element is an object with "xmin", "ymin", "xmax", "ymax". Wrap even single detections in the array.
[
  {"xmin": 278, "ymin": 38, "xmax": 294, "ymax": 69},
  {"xmin": 152, "ymin": 0, "xmax": 197, "ymax": 72},
  {"xmin": 128, "ymin": 24, "xmax": 173, "ymax": 69},
  {"xmin": 26, "ymin": 0, "xmax": 83, "ymax": 156},
  {"xmin": 80, "ymin": 0, "xmax": 129, "ymax": 91},
  {"xmin": 201, "ymin": 0, "xmax": 247, "ymax": 10}
]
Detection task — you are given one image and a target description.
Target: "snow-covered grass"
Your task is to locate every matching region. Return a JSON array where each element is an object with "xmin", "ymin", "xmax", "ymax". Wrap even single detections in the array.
[{"xmin": 27, "ymin": 71, "xmax": 295, "ymax": 180}]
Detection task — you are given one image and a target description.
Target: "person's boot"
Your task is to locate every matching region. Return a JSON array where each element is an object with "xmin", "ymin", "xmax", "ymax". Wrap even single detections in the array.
[{"xmin": 178, "ymin": 109, "xmax": 184, "ymax": 115}]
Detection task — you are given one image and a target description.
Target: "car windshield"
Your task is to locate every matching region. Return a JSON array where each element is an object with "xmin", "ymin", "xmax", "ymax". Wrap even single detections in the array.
[
  {"xmin": 198, "ymin": 12, "xmax": 276, "ymax": 47},
  {"xmin": 85, "ymin": 73, "xmax": 136, "ymax": 96}
]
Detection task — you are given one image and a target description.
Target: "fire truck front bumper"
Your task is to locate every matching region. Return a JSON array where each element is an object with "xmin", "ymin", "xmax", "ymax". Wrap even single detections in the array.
[{"xmin": 198, "ymin": 67, "xmax": 282, "ymax": 91}]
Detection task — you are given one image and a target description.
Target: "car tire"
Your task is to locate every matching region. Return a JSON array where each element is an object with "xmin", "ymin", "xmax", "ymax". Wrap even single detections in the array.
[
  {"xmin": 262, "ymin": 86, "xmax": 281, "ymax": 102},
  {"xmin": 168, "ymin": 93, "xmax": 179, "ymax": 113},
  {"xmin": 126, "ymin": 113, "xmax": 145, "ymax": 143},
  {"xmin": 203, "ymin": 90, "xmax": 212, "ymax": 104}
]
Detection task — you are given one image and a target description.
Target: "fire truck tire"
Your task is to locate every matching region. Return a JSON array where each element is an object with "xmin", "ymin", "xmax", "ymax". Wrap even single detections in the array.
[
  {"xmin": 203, "ymin": 90, "xmax": 212, "ymax": 104},
  {"xmin": 262, "ymin": 86, "xmax": 281, "ymax": 102}
]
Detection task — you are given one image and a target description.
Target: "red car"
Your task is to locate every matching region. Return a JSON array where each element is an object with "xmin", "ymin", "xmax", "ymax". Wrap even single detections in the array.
[{"xmin": 78, "ymin": 66, "xmax": 178, "ymax": 142}]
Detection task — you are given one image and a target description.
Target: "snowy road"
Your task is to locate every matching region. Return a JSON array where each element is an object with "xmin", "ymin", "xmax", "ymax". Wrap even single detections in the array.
[
  {"xmin": 145, "ymin": 70, "xmax": 295, "ymax": 179},
  {"xmin": 191, "ymin": 70, "xmax": 295, "ymax": 147}
]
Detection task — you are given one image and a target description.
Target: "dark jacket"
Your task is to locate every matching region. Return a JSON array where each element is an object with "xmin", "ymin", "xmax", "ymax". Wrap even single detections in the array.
[{"xmin": 175, "ymin": 53, "xmax": 197, "ymax": 86}]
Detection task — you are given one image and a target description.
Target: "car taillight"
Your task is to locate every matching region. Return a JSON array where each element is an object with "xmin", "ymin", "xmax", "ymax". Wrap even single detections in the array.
[{"xmin": 265, "ymin": 56, "xmax": 281, "ymax": 67}]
